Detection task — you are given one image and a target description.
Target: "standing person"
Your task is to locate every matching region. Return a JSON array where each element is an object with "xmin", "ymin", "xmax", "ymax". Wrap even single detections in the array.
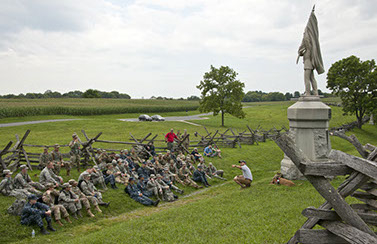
[
  {"xmin": 51, "ymin": 144, "xmax": 69, "ymax": 176},
  {"xmin": 69, "ymin": 133, "xmax": 81, "ymax": 172},
  {"xmin": 165, "ymin": 128, "xmax": 180, "ymax": 151},
  {"xmin": 232, "ymin": 160, "xmax": 253, "ymax": 189}
]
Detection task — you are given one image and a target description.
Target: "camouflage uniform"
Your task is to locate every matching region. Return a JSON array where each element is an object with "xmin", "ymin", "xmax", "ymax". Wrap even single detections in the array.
[
  {"xmin": 39, "ymin": 167, "xmax": 62, "ymax": 186},
  {"xmin": 80, "ymin": 179, "xmax": 104, "ymax": 204},
  {"xmin": 126, "ymin": 181, "xmax": 156, "ymax": 206},
  {"xmin": 178, "ymin": 166, "xmax": 201, "ymax": 188},
  {"xmin": 69, "ymin": 138, "xmax": 81, "ymax": 171},
  {"xmin": 58, "ymin": 188, "xmax": 81, "ymax": 214},
  {"xmin": 207, "ymin": 164, "xmax": 226, "ymax": 180},
  {"xmin": 155, "ymin": 176, "xmax": 176, "ymax": 202},
  {"xmin": 42, "ymin": 189, "xmax": 69, "ymax": 221},
  {"xmin": 146, "ymin": 176, "xmax": 163, "ymax": 200},
  {"xmin": 14, "ymin": 171, "xmax": 44, "ymax": 195},
  {"xmin": 39, "ymin": 152, "xmax": 52, "ymax": 169},
  {"xmin": 51, "ymin": 148, "xmax": 69, "ymax": 175},
  {"xmin": 0, "ymin": 177, "xmax": 30, "ymax": 198}
]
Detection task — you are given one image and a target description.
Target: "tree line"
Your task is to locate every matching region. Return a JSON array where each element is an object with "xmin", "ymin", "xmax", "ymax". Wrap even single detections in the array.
[
  {"xmin": 0, "ymin": 89, "xmax": 131, "ymax": 99},
  {"xmin": 242, "ymin": 90, "xmax": 334, "ymax": 102}
]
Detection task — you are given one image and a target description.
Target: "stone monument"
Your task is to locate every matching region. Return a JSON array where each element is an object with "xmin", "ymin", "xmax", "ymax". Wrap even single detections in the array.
[{"xmin": 281, "ymin": 6, "xmax": 332, "ymax": 180}]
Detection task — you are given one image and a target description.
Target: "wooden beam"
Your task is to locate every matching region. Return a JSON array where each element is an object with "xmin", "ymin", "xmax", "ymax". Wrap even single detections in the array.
[
  {"xmin": 16, "ymin": 130, "xmax": 31, "ymax": 150},
  {"xmin": 333, "ymin": 131, "xmax": 368, "ymax": 159},
  {"xmin": 21, "ymin": 148, "xmax": 32, "ymax": 171},
  {"xmin": 274, "ymin": 134, "xmax": 375, "ymax": 240},
  {"xmin": 296, "ymin": 229, "xmax": 348, "ymax": 244},
  {"xmin": 139, "ymin": 133, "xmax": 152, "ymax": 143},
  {"xmin": 352, "ymin": 191, "xmax": 377, "ymax": 200},
  {"xmin": 299, "ymin": 161, "xmax": 352, "ymax": 177},
  {"xmin": 0, "ymin": 141, "xmax": 13, "ymax": 169},
  {"xmin": 320, "ymin": 221, "xmax": 377, "ymax": 244},
  {"xmin": 302, "ymin": 207, "xmax": 377, "ymax": 226},
  {"xmin": 329, "ymin": 150, "xmax": 377, "ymax": 180}
]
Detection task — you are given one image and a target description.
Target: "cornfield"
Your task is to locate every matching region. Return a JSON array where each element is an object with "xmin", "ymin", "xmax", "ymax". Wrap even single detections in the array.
[{"xmin": 0, "ymin": 98, "xmax": 199, "ymax": 118}]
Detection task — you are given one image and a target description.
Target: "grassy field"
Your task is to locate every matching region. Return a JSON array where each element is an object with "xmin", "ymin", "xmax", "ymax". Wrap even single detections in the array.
[
  {"xmin": 0, "ymin": 100, "xmax": 375, "ymax": 243},
  {"xmin": 0, "ymin": 98, "xmax": 199, "ymax": 118}
]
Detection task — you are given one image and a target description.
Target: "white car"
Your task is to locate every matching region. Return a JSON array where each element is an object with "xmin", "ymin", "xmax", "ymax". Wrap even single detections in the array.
[{"xmin": 151, "ymin": 115, "xmax": 165, "ymax": 121}]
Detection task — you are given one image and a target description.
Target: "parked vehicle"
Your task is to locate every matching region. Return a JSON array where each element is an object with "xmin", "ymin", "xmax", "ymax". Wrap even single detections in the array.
[
  {"xmin": 151, "ymin": 115, "xmax": 165, "ymax": 121},
  {"xmin": 139, "ymin": 114, "xmax": 152, "ymax": 121}
]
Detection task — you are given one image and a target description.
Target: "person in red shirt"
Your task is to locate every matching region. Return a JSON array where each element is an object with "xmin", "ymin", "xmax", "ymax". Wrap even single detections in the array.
[{"xmin": 165, "ymin": 128, "xmax": 180, "ymax": 151}]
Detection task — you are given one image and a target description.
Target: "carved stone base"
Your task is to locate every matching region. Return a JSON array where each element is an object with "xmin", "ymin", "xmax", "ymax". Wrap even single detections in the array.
[
  {"xmin": 280, "ymin": 154, "xmax": 305, "ymax": 180},
  {"xmin": 280, "ymin": 95, "xmax": 332, "ymax": 180}
]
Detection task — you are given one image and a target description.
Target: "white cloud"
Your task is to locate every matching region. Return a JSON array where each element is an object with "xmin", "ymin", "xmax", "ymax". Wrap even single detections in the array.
[{"xmin": 0, "ymin": 0, "xmax": 376, "ymax": 98}]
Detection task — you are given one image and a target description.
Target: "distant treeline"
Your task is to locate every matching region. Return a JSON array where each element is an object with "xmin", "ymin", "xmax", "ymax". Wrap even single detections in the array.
[
  {"xmin": 0, "ymin": 89, "xmax": 131, "ymax": 99},
  {"xmin": 242, "ymin": 90, "xmax": 335, "ymax": 102}
]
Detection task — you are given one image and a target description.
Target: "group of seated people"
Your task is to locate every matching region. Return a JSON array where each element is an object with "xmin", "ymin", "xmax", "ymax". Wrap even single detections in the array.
[{"xmin": 0, "ymin": 142, "xmax": 225, "ymax": 236}]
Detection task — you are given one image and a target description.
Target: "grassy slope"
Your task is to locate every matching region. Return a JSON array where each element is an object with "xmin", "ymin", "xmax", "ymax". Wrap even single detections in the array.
[{"xmin": 0, "ymin": 101, "xmax": 375, "ymax": 243}]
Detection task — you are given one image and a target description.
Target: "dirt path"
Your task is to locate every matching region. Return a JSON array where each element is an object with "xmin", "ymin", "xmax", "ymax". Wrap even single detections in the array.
[{"xmin": 0, "ymin": 119, "xmax": 82, "ymax": 128}]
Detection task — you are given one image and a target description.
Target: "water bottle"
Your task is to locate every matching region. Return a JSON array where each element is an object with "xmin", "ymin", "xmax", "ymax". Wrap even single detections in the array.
[{"xmin": 31, "ymin": 229, "xmax": 35, "ymax": 238}]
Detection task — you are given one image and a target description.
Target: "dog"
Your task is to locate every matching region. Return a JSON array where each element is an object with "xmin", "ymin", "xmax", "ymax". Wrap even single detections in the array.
[{"xmin": 270, "ymin": 172, "xmax": 295, "ymax": 187}]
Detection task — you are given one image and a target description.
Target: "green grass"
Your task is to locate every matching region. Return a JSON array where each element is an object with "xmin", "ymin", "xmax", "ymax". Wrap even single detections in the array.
[
  {"xmin": 0, "ymin": 100, "xmax": 376, "ymax": 243},
  {"xmin": 0, "ymin": 98, "xmax": 199, "ymax": 118}
]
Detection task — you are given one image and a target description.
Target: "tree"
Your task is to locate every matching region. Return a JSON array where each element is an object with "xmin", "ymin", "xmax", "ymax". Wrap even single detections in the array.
[
  {"xmin": 327, "ymin": 55, "xmax": 377, "ymax": 128},
  {"xmin": 284, "ymin": 92, "xmax": 293, "ymax": 100},
  {"xmin": 83, "ymin": 89, "xmax": 101, "ymax": 98},
  {"xmin": 197, "ymin": 65, "xmax": 245, "ymax": 126},
  {"xmin": 294, "ymin": 91, "xmax": 300, "ymax": 98}
]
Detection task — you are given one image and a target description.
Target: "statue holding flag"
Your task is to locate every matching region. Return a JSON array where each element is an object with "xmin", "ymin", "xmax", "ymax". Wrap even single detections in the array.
[{"xmin": 297, "ymin": 6, "xmax": 324, "ymax": 96}]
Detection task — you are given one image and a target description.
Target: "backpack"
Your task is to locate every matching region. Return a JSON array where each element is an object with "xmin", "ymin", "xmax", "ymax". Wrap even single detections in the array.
[{"xmin": 7, "ymin": 199, "xmax": 27, "ymax": 216}]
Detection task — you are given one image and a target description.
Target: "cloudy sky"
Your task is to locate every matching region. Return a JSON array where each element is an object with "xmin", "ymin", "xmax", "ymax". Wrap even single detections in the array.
[{"xmin": 0, "ymin": 0, "xmax": 376, "ymax": 98}]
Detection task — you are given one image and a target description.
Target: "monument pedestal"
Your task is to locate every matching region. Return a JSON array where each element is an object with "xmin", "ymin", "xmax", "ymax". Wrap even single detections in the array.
[{"xmin": 280, "ymin": 96, "xmax": 332, "ymax": 180}]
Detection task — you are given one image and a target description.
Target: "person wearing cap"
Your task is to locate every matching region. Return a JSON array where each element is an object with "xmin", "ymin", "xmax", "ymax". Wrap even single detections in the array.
[
  {"xmin": 165, "ymin": 128, "xmax": 180, "ymax": 151},
  {"xmin": 42, "ymin": 183, "xmax": 71, "ymax": 226},
  {"xmin": 164, "ymin": 166, "xmax": 184, "ymax": 186},
  {"xmin": 178, "ymin": 164, "xmax": 202, "ymax": 189},
  {"xmin": 51, "ymin": 144, "xmax": 70, "ymax": 176},
  {"xmin": 155, "ymin": 174, "xmax": 177, "ymax": 202},
  {"xmin": 80, "ymin": 172, "xmax": 110, "ymax": 207},
  {"xmin": 125, "ymin": 177, "xmax": 159, "ymax": 206},
  {"xmin": 39, "ymin": 161, "xmax": 63, "ymax": 187},
  {"xmin": 14, "ymin": 165, "xmax": 45, "ymax": 195},
  {"xmin": 161, "ymin": 169, "xmax": 184, "ymax": 194},
  {"xmin": 21, "ymin": 194, "xmax": 56, "ymax": 235},
  {"xmin": 39, "ymin": 147, "xmax": 52, "ymax": 170},
  {"xmin": 136, "ymin": 175, "xmax": 152, "ymax": 197},
  {"xmin": 193, "ymin": 166, "xmax": 211, "ymax": 187},
  {"xmin": 58, "ymin": 183, "xmax": 82, "ymax": 219},
  {"xmin": 232, "ymin": 160, "xmax": 253, "ymax": 189},
  {"xmin": 0, "ymin": 169, "xmax": 30, "ymax": 198},
  {"xmin": 207, "ymin": 163, "xmax": 226, "ymax": 181},
  {"xmin": 69, "ymin": 133, "xmax": 81, "ymax": 172},
  {"xmin": 69, "ymin": 179, "xmax": 98, "ymax": 216},
  {"xmin": 146, "ymin": 174, "xmax": 163, "ymax": 201},
  {"xmin": 191, "ymin": 148, "xmax": 202, "ymax": 162},
  {"xmin": 103, "ymin": 164, "xmax": 119, "ymax": 189},
  {"xmin": 137, "ymin": 161, "xmax": 150, "ymax": 180},
  {"xmin": 168, "ymin": 160, "xmax": 184, "ymax": 185},
  {"xmin": 90, "ymin": 166, "xmax": 108, "ymax": 190}
]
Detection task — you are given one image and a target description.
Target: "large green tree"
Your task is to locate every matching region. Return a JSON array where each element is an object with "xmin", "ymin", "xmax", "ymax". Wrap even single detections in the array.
[
  {"xmin": 197, "ymin": 65, "xmax": 245, "ymax": 126},
  {"xmin": 327, "ymin": 55, "xmax": 377, "ymax": 128}
]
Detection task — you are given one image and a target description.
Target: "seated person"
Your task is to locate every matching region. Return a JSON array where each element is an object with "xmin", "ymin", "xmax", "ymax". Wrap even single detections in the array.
[
  {"xmin": 125, "ymin": 178, "xmax": 159, "ymax": 207},
  {"xmin": 14, "ymin": 165, "xmax": 45, "ymax": 196},
  {"xmin": 0, "ymin": 169, "xmax": 30, "ymax": 199},
  {"xmin": 191, "ymin": 148, "xmax": 202, "ymax": 161},
  {"xmin": 39, "ymin": 161, "xmax": 63, "ymax": 188},
  {"xmin": 21, "ymin": 194, "xmax": 56, "ymax": 235},
  {"xmin": 203, "ymin": 145, "xmax": 219, "ymax": 158},
  {"xmin": 193, "ymin": 166, "xmax": 211, "ymax": 187}
]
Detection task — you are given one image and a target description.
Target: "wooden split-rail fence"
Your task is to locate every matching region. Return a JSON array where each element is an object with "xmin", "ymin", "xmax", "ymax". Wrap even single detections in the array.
[
  {"xmin": 0, "ymin": 125, "xmax": 287, "ymax": 172},
  {"xmin": 274, "ymin": 133, "xmax": 377, "ymax": 244}
]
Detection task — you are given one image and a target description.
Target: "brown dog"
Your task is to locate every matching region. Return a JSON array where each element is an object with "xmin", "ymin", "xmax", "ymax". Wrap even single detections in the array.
[{"xmin": 270, "ymin": 173, "xmax": 295, "ymax": 187}]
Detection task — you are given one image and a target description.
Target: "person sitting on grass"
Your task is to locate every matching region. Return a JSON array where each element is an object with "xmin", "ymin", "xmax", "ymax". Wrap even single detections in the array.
[
  {"xmin": 203, "ymin": 145, "xmax": 218, "ymax": 158},
  {"xmin": 125, "ymin": 177, "xmax": 159, "ymax": 207},
  {"xmin": 21, "ymin": 194, "xmax": 56, "ymax": 235},
  {"xmin": 232, "ymin": 160, "xmax": 253, "ymax": 189},
  {"xmin": 191, "ymin": 148, "xmax": 203, "ymax": 162},
  {"xmin": 207, "ymin": 162, "xmax": 227, "ymax": 181},
  {"xmin": 192, "ymin": 166, "xmax": 211, "ymax": 187}
]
